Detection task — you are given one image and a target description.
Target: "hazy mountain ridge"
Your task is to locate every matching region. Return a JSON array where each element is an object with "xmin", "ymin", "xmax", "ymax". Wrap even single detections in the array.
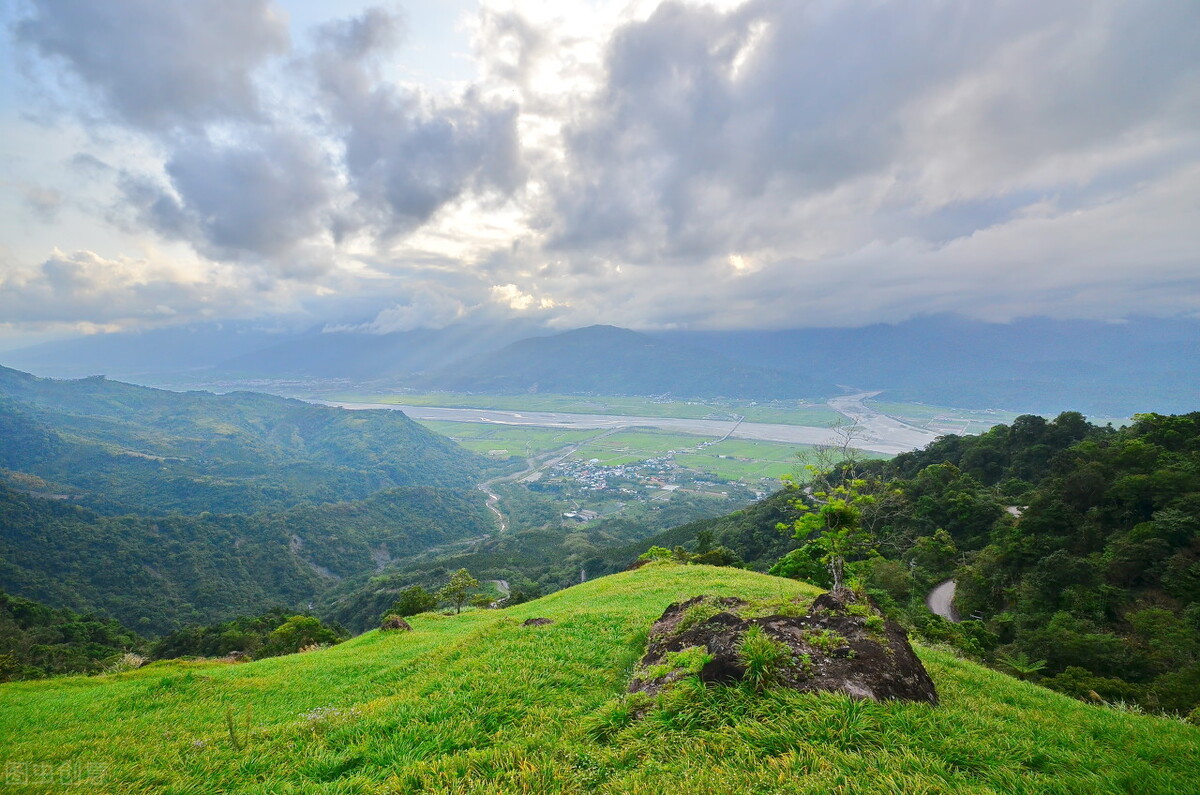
[
  {"xmin": 5, "ymin": 315, "xmax": 1195, "ymax": 414},
  {"xmin": 410, "ymin": 324, "xmax": 835, "ymax": 399}
]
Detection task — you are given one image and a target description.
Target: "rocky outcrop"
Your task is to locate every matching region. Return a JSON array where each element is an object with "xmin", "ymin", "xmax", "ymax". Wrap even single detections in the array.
[
  {"xmin": 630, "ymin": 590, "xmax": 938, "ymax": 705},
  {"xmin": 380, "ymin": 615, "xmax": 413, "ymax": 631}
]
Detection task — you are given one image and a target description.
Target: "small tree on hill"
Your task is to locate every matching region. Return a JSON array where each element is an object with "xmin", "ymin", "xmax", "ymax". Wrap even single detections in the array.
[
  {"xmin": 787, "ymin": 479, "xmax": 876, "ymax": 592},
  {"xmin": 779, "ymin": 423, "xmax": 900, "ymax": 592},
  {"xmin": 438, "ymin": 569, "xmax": 480, "ymax": 614}
]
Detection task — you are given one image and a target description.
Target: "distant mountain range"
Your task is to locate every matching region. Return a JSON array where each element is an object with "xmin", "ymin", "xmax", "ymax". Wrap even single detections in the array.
[
  {"xmin": 408, "ymin": 325, "xmax": 832, "ymax": 400},
  {"xmin": 4, "ymin": 315, "xmax": 1198, "ymax": 415}
]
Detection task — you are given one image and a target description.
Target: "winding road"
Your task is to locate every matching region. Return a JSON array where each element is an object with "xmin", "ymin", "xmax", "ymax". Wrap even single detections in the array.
[{"xmin": 926, "ymin": 579, "xmax": 959, "ymax": 622}]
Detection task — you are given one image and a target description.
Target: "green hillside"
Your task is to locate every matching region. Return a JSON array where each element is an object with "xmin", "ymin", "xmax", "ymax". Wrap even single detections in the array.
[
  {"xmin": 0, "ymin": 366, "xmax": 499, "ymax": 635},
  {"xmin": 2, "ymin": 565, "xmax": 1195, "ymax": 794},
  {"xmin": 0, "ymin": 366, "xmax": 483, "ymax": 516},
  {"xmin": 0, "ymin": 481, "xmax": 493, "ymax": 635}
]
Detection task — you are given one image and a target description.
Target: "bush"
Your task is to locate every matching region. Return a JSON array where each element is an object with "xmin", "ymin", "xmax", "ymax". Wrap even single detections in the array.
[
  {"xmin": 736, "ymin": 626, "xmax": 791, "ymax": 691},
  {"xmin": 257, "ymin": 616, "xmax": 347, "ymax": 659},
  {"xmin": 388, "ymin": 586, "xmax": 438, "ymax": 618}
]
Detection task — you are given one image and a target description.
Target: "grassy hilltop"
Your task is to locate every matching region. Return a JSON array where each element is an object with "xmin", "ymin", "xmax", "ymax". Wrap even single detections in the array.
[{"xmin": 2, "ymin": 564, "xmax": 1197, "ymax": 794}]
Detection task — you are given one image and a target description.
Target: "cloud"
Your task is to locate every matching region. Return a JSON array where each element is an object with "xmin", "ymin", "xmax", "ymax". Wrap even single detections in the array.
[
  {"xmin": 15, "ymin": 0, "xmax": 289, "ymax": 130},
  {"xmin": 116, "ymin": 130, "xmax": 340, "ymax": 272},
  {"xmin": 307, "ymin": 9, "xmax": 526, "ymax": 237},
  {"xmin": 5, "ymin": 0, "xmax": 1199, "ymax": 335},
  {"xmin": 21, "ymin": 185, "xmax": 63, "ymax": 222},
  {"xmin": 541, "ymin": 0, "xmax": 1200, "ymax": 268},
  {"xmin": 0, "ymin": 249, "xmax": 287, "ymax": 328},
  {"xmin": 489, "ymin": 283, "xmax": 562, "ymax": 312},
  {"xmin": 324, "ymin": 289, "xmax": 468, "ymax": 334}
]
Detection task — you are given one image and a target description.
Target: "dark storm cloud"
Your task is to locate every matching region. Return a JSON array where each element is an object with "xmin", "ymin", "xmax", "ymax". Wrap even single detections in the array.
[{"xmin": 15, "ymin": 0, "xmax": 289, "ymax": 129}]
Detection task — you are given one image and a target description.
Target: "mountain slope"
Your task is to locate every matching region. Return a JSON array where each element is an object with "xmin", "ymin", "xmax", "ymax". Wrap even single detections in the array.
[
  {"xmin": 417, "ymin": 324, "xmax": 834, "ymax": 399},
  {"xmin": 0, "ymin": 366, "xmax": 497, "ymax": 634},
  {"xmin": 0, "ymin": 482, "xmax": 493, "ymax": 634},
  {"xmin": 216, "ymin": 320, "xmax": 551, "ymax": 380},
  {"xmin": 1, "ymin": 564, "xmax": 1194, "ymax": 793},
  {"xmin": 0, "ymin": 365, "xmax": 483, "ymax": 515},
  {"xmin": 654, "ymin": 315, "xmax": 1200, "ymax": 415}
]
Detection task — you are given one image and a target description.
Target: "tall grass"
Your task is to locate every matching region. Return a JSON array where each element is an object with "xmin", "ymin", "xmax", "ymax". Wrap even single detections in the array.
[{"xmin": 1, "ymin": 564, "xmax": 1196, "ymax": 793}]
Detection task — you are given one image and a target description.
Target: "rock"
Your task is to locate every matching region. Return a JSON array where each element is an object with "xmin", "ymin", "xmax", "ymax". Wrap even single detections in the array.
[
  {"xmin": 380, "ymin": 615, "xmax": 413, "ymax": 631},
  {"xmin": 630, "ymin": 589, "xmax": 938, "ymax": 705},
  {"xmin": 523, "ymin": 617, "xmax": 554, "ymax": 626}
]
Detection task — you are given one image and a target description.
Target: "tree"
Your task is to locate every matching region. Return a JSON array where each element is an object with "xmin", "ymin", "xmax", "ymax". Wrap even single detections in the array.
[
  {"xmin": 438, "ymin": 569, "xmax": 480, "ymax": 615},
  {"xmin": 388, "ymin": 585, "xmax": 438, "ymax": 618},
  {"xmin": 258, "ymin": 615, "xmax": 345, "ymax": 658},
  {"xmin": 779, "ymin": 425, "xmax": 894, "ymax": 592},
  {"xmin": 786, "ymin": 479, "xmax": 876, "ymax": 591}
]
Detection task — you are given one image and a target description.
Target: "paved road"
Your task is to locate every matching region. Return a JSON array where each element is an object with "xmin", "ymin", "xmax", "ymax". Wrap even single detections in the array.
[
  {"xmin": 926, "ymin": 579, "xmax": 959, "ymax": 622},
  {"xmin": 319, "ymin": 400, "xmax": 937, "ymax": 455}
]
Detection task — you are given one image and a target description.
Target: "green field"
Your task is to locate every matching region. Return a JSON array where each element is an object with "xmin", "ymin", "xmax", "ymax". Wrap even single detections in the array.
[
  {"xmin": 414, "ymin": 421, "xmax": 600, "ymax": 458},
  {"xmin": 326, "ymin": 391, "xmax": 844, "ymax": 427},
  {"xmin": 570, "ymin": 430, "xmax": 716, "ymax": 463},
  {"xmin": 417, "ymin": 421, "xmax": 878, "ymax": 484},
  {"xmin": 3, "ymin": 564, "xmax": 1195, "ymax": 793}
]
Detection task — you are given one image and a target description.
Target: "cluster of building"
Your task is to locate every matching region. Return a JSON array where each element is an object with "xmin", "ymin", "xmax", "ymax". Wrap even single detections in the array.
[{"xmin": 544, "ymin": 455, "xmax": 680, "ymax": 494}]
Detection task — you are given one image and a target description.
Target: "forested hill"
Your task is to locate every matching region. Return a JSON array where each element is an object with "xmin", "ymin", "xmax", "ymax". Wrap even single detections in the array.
[
  {"xmin": 0, "ymin": 365, "xmax": 482, "ymax": 515},
  {"xmin": 619, "ymin": 411, "xmax": 1200, "ymax": 715},
  {"xmin": 0, "ymin": 366, "xmax": 498, "ymax": 634}
]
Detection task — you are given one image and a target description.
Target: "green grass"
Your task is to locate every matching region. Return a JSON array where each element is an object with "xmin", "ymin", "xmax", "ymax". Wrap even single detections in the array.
[
  {"xmin": 2, "ymin": 565, "xmax": 1196, "ymax": 793},
  {"xmin": 571, "ymin": 430, "xmax": 716, "ymax": 462},
  {"xmin": 326, "ymin": 392, "xmax": 845, "ymax": 427},
  {"xmin": 413, "ymin": 422, "xmax": 599, "ymax": 457}
]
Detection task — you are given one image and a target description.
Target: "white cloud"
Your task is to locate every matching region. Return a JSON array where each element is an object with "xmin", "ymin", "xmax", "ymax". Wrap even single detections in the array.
[
  {"xmin": 3, "ymin": 0, "xmax": 1198, "ymax": 336},
  {"xmin": 0, "ymin": 248, "xmax": 298, "ymax": 329}
]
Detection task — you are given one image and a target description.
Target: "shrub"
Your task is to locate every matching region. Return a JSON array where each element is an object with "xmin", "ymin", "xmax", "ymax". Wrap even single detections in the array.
[
  {"xmin": 257, "ymin": 616, "xmax": 347, "ymax": 659},
  {"xmin": 106, "ymin": 651, "xmax": 147, "ymax": 674},
  {"xmin": 677, "ymin": 599, "xmax": 724, "ymax": 633},
  {"xmin": 804, "ymin": 628, "xmax": 849, "ymax": 654},
  {"xmin": 388, "ymin": 586, "xmax": 438, "ymax": 618},
  {"xmin": 736, "ymin": 626, "xmax": 791, "ymax": 691}
]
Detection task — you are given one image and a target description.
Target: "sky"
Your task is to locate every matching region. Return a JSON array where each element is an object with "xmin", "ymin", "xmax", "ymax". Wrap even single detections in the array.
[{"xmin": 1, "ymin": 0, "xmax": 1198, "ymax": 347}]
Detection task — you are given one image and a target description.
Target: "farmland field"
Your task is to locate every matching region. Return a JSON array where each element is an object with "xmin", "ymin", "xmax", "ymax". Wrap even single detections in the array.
[{"xmin": 415, "ymin": 421, "xmax": 599, "ymax": 458}]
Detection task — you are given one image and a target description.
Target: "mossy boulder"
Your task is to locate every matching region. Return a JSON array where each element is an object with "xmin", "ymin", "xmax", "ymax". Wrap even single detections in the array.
[
  {"xmin": 380, "ymin": 615, "xmax": 413, "ymax": 632},
  {"xmin": 631, "ymin": 589, "xmax": 938, "ymax": 705}
]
